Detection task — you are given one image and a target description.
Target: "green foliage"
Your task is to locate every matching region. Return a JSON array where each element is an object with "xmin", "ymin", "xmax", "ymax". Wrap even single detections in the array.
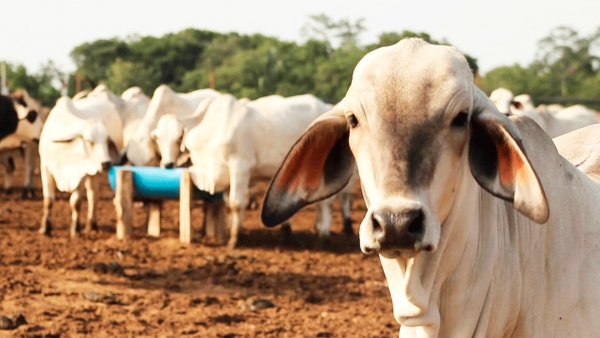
[
  {"xmin": 11, "ymin": 16, "xmax": 600, "ymax": 111},
  {"xmin": 105, "ymin": 58, "xmax": 159, "ymax": 95},
  {"xmin": 2, "ymin": 61, "xmax": 61, "ymax": 107},
  {"xmin": 482, "ymin": 25, "xmax": 600, "ymax": 108}
]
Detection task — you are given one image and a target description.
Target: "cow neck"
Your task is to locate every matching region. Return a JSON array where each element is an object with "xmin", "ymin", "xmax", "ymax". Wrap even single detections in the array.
[{"xmin": 380, "ymin": 152, "xmax": 519, "ymax": 337}]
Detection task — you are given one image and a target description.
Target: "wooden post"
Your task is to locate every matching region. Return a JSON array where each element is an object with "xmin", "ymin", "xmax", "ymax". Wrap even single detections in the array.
[
  {"xmin": 114, "ymin": 169, "xmax": 133, "ymax": 239},
  {"xmin": 209, "ymin": 71, "xmax": 216, "ymax": 89},
  {"xmin": 147, "ymin": 201, "xmax": 161, "ymax": 237},
  {"xmin": 76, "ymin": 71, "xmax": 81, "ymax": 94},
  {"xmin": 204, "ymin": 200, "xmax": 227, "ymax": 242},
  {"xmin": 179, "ymin": 170, "xmax": 192, "ymax": 244}
]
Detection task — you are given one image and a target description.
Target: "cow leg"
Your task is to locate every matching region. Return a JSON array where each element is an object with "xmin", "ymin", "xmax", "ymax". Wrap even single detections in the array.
[
  {"xmin": 83, "ymin": 175, "xmax": 99, "ymax": 232},
  {"xmin": 227, "ymin": 163, "xmax": 251, "ymax": 249},
  {"xmin": 314, "ymin": 195, "xmax": 335, "ymax": 249},
  {"xmin": 2, "ymin": 157, "xmax": 15, "ymax": 194},
  {"xmin": 39, "ymin": 167, "xmax": 56, "ymax": 236},
  {"xmin": 339, "ymin": 191, "xmax": 354, "ymax": 236},
  {"xmin": 21, "ymin": 143, "xmax": 34, "ymax": 199},
  {"xmin": 69, "ymin": 185, "xmax": 83, "ymax": 238}
]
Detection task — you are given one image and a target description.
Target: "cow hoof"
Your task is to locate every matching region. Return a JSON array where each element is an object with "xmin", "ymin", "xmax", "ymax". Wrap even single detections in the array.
[
  {"xmin": 85, "ymin": 221, "xmax": 98, "ymax": 233},
  {"xmin": 39, "ymin": 224, "xmax": 52, "ymax": 236},
  {"xmin": 343, "ymin": 218, "xmax": 354, "ymax": 236},
  {"xmin": 21, "ymin": 188, "xmax": 34, "ymax": 200},
  {"xmin": 227, "ymin": 239, "xmax": 238, "ymax": 250}
]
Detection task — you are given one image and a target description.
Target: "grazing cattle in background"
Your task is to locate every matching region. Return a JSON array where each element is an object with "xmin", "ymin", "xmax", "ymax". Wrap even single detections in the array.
[
  {"xmin": 488, "ymin": 87, "xmax": 514, "ymax": 115},
  {"xmin": 537, "ymin": 103, "xmax": 564, "ymax": 115},
  {"xmin": 87, "ymin": 84, "xmax": 149, "ymax": 150},
  {"xmin": 490, "ymin": 89, "xmax": 598, "ymax": 138},
  {"xmin": 0, "ymin": 94, "xmax": 44, "ymax": 197},
  {"xmin": 262, "ymin": 38, "xmax": 600, "ymax": 337},
  {"xmin": 151, "ymin": 94, "xmax": 286, "ymax": 169},
  {"xmin": 39, "ymin": 97, "xmax": 121, "ymax": 237},
  {"xmin": 125, "ymin": 85, "xmax": 219, "ymax": 166},
  {"xmin": 511, "ymin": 94, "xmax": 598, "ymax": 138},
  {"xmin": 184, "ymin": 93, "xmax": 355, "ymax": 249}
]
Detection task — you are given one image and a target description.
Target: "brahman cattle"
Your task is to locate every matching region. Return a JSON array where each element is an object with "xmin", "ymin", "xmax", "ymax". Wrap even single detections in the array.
[
  {"xmin": 39, "ymin": 96, "xmax": 122, "ymax": 237},
  {"xmin": 262, "ymin": 38, "xmax": 600, "ymax": 337},
  {"xmin": 87, "ymin": 84, "xmax": 149, "ymax": 151},
  {"xmin": 184, "ymin": 93, "xmax": 355, "ymax": 249},
  {"xmin": 490, "ymin": 88, "xmax": 598, "ymax": 138},
  {"xmin": 125, "ymin": 84, "xmax": 219, "ymax": 166}
]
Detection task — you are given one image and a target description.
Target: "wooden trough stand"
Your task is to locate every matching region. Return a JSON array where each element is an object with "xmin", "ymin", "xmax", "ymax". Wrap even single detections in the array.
[{"xmin": 109, "ymin": 166, "xmax": 226, "ymax": 244}]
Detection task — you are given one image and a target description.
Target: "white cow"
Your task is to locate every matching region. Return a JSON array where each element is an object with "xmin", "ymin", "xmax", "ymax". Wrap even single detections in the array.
[
  {"xmin": 125, "ymin": 84, "xmax": 219, "ymax": 166},
  {"xmin": 0, "ymin": 93, "xmax": 44, "ymax": 198},
  {"xmin": 511, "ymin": 94, "xmax": 598, "ymax": 138},
  {"xmin": 39, "ymin": 97, "xmax": 122, "ymax": 237},
  {"xmin": 87, "ymin": 84, "xmax": 149, "ymax": 150},
  {"xmin": 262, "ymin": 38, "xmax": 600, "ymax": 337},
  {"xmin": 491, "ymin": 90, "xmax": 598, "ymax": 138},
  {"xmin": 184, "ymin": 93, "xmax": 355, "ymax": 249},
  {"xmin": 488, "ymin": 87, "xmax": 514, "ymax": 115},
  {"xmin": 151, "ymin": 94, "xmax": 285, "ymax": 169},
  {"xmin": 537, "ymin": 103, "xmax": 564, "ymax": 115}
]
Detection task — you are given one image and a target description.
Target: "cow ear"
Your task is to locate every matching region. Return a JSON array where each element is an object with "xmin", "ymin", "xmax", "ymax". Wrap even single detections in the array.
[
  {"xmin": 261, "ymin": 109, "xmax": 355, "ymax": 227},
  {"xmin": 469, "ymin": 87, "xmax": 549, "ymax": 223}
]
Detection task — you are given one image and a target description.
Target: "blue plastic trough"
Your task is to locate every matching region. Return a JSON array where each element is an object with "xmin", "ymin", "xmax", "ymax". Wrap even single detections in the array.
[{"xmin": 108, "ymin": 166, "xmax": 223, "ymax": 202}]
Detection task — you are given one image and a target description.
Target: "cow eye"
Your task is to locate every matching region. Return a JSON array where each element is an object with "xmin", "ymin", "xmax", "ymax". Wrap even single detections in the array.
[
  {"xmin": 346, "ymin": 114, "xmax": 358, "ymax": 128},
  {"xmin": 451, "ymin": 111, "xmax": 468, "ymax": 128}
]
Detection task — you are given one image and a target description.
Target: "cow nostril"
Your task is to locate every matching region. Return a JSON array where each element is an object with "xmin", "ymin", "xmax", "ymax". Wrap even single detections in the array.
[
  {"xmin": 407, "ymin": 210, "xmax": 425, "ymax": 238},
  {"xmin": 371, "ymin": 212, "xmax": 385, "ymax": 237}
]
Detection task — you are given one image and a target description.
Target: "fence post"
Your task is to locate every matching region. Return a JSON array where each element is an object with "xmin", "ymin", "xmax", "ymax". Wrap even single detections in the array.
[
  {"xmin": 147, "ymin": 201, "xmax": 162, "ymax": 237},
  {"xmin": 114, "ymin": 169, "xmax": 133, "ymax": 239},
  {"xmin": 179, "ymin": 170, "xmax": 192, "ymax": 244}
]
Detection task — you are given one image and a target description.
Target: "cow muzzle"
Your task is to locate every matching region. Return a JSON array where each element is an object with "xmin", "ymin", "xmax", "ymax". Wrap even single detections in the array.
[
  {"xmin": 360, "ymin": 208, "xmax": 434, "ymax": 257},
  {"xmin": 101, "ymin": 161, "xmax": 112, "ymax": 171}
]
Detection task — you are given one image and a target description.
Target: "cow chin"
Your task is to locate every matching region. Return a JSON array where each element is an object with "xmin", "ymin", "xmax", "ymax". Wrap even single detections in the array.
[{"xmin": 379, "ymin": 248, "xmax": 420, "ymax": 260}]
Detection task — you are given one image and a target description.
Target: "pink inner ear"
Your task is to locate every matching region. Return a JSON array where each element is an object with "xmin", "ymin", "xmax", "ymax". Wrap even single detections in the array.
[
  {"xmin": 275, "ymin": 120, "xmax": 347, "ymax": 194},
  {"xmin": 496, "ymin": 137, "xmax": 531, "ymax": 188},
  {"xmin": 276, "ymin": 131, "xmax": 340, "ymax": 192}
]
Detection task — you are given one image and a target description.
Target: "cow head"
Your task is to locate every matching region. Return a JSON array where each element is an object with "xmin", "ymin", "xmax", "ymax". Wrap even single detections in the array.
[
  {"xmin": 151, "ymin": 115, "xmax": 185, "ymax": 169},
  {"xmin": 489, "ymin": 87, "xmax": 514, "ymax": 115},
  {"xmin": 53, "ymin": 120, "xmax": 117, "ymax": 172},
  {"xmin": 262, "ymin": 38, "xmax": 548, "ymax": 260}
]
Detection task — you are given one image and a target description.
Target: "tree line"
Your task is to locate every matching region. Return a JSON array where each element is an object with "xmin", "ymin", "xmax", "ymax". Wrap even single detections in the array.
[{"xmin": 2, "ymin": 15, "xmax": 599, "ymax": 109}]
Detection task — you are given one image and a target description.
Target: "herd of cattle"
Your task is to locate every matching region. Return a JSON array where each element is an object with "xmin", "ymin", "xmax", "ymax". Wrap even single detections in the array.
[
  {"xmin": 3, "ymin": 37, "xmax": 600, "ymax": 336},
  {"xmin": 0, "ymin": 84, "xmax": 356, "ymax": 248}
]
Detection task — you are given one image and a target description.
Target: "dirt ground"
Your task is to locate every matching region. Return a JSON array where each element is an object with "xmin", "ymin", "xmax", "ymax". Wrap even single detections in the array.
[{"xmin": 0, "ymin": 154, "xmax": 398, "ymax": 337}]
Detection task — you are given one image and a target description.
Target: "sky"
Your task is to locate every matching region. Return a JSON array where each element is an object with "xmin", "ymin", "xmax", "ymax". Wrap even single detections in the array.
[{"xmin": 2, "ymin": 0, "xmax": 599, "ymax": 76}]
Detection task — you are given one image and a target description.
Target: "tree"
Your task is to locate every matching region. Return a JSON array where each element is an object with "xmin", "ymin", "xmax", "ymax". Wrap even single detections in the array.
[
  {"xmin": 105, "ymin": 58, "xmax": 158, "ymax": 96},
  {"xmin": 2, "ymin": 61, "xmax": 61, "ymax": 107},
  {"xmin": 70, "ymin": 38, "xmax": 131, "ymax": 86},
  {"xmin": 532, "ymin": 26, "xmax": 599, "ymax": 96},
  {"xmin": 300, "ymin": 13, "xmax": 366, "ymax": 55}
]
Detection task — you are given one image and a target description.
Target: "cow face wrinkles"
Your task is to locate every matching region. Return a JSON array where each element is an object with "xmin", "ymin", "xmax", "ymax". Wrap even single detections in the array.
[{"xmin": 343, "ymin": 39, "xmax": 474, "ymax": 258}]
